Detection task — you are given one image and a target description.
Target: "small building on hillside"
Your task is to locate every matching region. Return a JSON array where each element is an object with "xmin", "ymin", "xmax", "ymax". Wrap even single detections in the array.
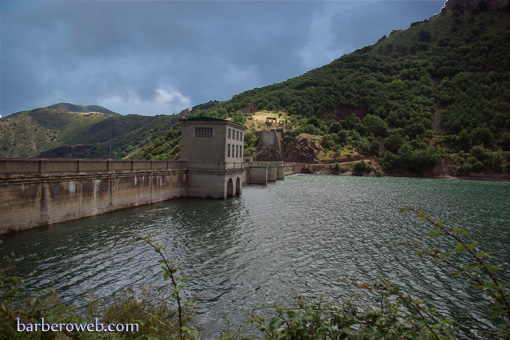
[{"xmin": 265, "ymin": 117, "xmax": 277, "ymax": 125}]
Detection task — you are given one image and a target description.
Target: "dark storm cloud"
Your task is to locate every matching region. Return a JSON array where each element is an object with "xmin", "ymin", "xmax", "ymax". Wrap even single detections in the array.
[{"xmin": 1, "ymin": 0, "xmax": 444, "ymax": 116}]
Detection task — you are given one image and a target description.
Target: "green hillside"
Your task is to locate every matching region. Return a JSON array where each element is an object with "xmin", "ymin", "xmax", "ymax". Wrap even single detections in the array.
[
  {"xmin": 46, "ymin": 103, "xmax": 120, "ymax": 115},
  {"xmin": 134, "ymin": 0, "xmax": 510, "ymax": 178},
  {"xmin": 0, "ymin": 104, "xmax": 182, "ymax": 159},
  {"xmin": 5, "ymin": 103, "xmax": 119, "ymax": 118}
]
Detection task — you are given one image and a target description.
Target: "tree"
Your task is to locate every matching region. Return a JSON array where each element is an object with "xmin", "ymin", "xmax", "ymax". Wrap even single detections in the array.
[
  {"xmin": 307, "ymin": 116, "xmax": 321, "ymax": 128},
  {"xmin": 352, "ymin": 160, "xmax": 370, "ymax": 174},
  {"xmin": 418, "ymin": 30, "xmax": 432, "ymax": 43},
  {"xmin": 384, "ymin": 134, "xmax": 404, "ymax": 154},
  {"xmin": 320, "ymin": 134, "xmax": 334, "ymax": 150},
  {"xmin": 404, "ymin": 122, "xmax": 426, "ymax": 138},
  {"xmin": 232, "ymin": 111, "xmax": 246, "ymax": 125},
  {"xmin": 456, "ymin": 129, "xmax": 472, "ymax": 152},
  {"xmin": 408, "ymin": 148, "xmax": 440, "ymax": 173},
  {"xmin": 363, "ymin": 114, "xmax": 388, "ymax": 137},
  {"xmin": 337, "ymin": 130, "xmax": 348, "ymax": 145},
  {"xmin": 328, "ymin": 122, "xmax": 342, "ymax": 134},
  {"xmin": 369, "ymin": 139, "xmax": 381, "ymax": 156},
  {"xmin": 244, "ymin": 131, "xmax": 258, "ymax": 148},
  {"xmin": 341, "ymin": 113, "xmax": 362, "ymax": 130},
  {"xmin": 398, "ymin": 142, "xmax": 414, "ymax": 167},
  {"xmin": 380, "ymin": 150, "xmax": 402, "ymax": 170},
  {"xmin": 471, "ymin": 126, "xmax": 494, "ymax": 148}
]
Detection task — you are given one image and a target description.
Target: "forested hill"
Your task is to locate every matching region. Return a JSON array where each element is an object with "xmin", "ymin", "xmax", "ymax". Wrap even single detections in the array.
[
  {"xmin": 0, "ymin": 103, "xmax": 182, "ymax": 159},
  {"xmin": 228, "ymin": 0, "xmax": 510, "ymax": 128},
  {"xmin": 134, "ymin": 0, "xmax": 510, "ymax": 178}
]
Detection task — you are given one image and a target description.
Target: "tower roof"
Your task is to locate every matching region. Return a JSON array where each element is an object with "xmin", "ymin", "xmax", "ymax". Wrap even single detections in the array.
[{"xmin": 179, "ymin": 116, "xmax": 247, "ymax": 129}]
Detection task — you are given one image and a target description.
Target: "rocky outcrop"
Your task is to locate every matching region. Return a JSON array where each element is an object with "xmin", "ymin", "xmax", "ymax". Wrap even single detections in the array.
[
  {"xmin": 281, "ymin": 135, "xmax": 321, "ymax": 163},
  {"xmin": 254, "ymin": 133, "xmax": 322, "ymax": 163}
]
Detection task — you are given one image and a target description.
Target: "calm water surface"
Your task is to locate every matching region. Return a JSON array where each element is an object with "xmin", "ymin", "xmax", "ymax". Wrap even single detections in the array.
[{"xmin": 1, "ymin": 175, "xmax": 509, "ymax": 338}]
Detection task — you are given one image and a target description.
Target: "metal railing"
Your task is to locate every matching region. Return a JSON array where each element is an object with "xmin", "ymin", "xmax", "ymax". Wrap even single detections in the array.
[{"xmin": 249, "ymin": 161, "xmax": 292, "ymax": 167}]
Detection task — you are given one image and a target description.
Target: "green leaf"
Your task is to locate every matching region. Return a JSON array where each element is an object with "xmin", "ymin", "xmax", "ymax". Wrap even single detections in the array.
[
  {"xmin": 487, "ymin": 266, "xmax": 498, "ymax": 272},
  {"xmin": 454, "ymin": 244, "xmax": 466, "ymax": 252}
]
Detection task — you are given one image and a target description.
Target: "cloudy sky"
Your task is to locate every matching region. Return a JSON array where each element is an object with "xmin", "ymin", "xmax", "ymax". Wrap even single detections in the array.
[{"xmin": 1, "ymin": 0, "xmax": 445, "ymax": 116}]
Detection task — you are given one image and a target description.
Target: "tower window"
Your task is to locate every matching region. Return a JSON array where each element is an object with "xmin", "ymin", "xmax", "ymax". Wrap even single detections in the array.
[{"xmin": 195, "ymin": 127, "xmax": 213, "ymax": 138}]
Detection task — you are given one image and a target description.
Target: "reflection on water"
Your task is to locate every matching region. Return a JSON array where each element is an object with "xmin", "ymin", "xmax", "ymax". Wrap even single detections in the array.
[{"xmin": 1, "ymin": 175, "xmax": 509, "ymax": 338}]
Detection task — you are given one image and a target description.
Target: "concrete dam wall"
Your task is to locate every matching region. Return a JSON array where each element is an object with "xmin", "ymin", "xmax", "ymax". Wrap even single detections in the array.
[
  {"xmin": 0, "ymin": 159, "xmax": 297, "ymax": 234},
  {"xmin": 0, "ymin": 159, "xmax": 186, "ymax": 233}
]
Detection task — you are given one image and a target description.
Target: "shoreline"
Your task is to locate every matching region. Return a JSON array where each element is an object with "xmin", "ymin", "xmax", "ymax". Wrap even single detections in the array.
[{"xmin": 306, "ymin": 164, "xmax": 510, "ymax": 182}]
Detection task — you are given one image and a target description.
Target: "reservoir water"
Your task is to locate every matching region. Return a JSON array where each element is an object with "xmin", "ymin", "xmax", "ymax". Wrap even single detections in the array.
[{"xmin": 1, "ymin": 175, "xmax": 509, "ymax": 338}]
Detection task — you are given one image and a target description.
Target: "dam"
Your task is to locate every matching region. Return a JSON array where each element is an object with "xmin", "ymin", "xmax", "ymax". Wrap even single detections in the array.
[{"xmin": 0, "ymin": 118, "xmax": 296, "ymax": 233}]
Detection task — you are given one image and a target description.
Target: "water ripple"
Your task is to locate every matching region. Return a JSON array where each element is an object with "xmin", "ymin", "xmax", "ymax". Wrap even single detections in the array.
[{"xmin": 1, "ymin": 176, "xmax": 509, "ymax": 339}]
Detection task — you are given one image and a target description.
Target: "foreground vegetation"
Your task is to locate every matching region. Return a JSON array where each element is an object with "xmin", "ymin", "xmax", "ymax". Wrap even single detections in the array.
[{"xmin": 1, "ymin": 208, "xmax": 508, "ymax": 339}]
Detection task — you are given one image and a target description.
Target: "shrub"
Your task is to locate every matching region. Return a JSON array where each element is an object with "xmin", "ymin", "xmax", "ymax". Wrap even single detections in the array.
[
  {"xmin": 337, "ymin": 130, "xmax": 348, "ymax": 145},
  {"xmin": 461, "ymin": 162, "xmax": 473, "ymax": 173},
  {"xmin": 456, "ymin": 129, "xmax": 472, "ymax": 152},
  {"xmin": 408, "ymin": 148, "xmax": 440, "ymax": 173},
  {"xmin": 285, "ymin": 129, "xmax": 301, "ymax": 138},
  {"xmin": 328, "ymin": 122, "xmax": 342, "ymax": 134},
  {"xmin": 473, "ymin": 160, "xmax": 485, "ymax": 171},
  {"xmin": 352, "ymin": 160, "xmax": 370, "ymax": 174},
  {"xmin": 380, "ymin": 150, "xmax": 402, "ymax": 170},
  {"xmin": 369, "ymin": 139, "xmax": 381, "ymax": 156},
  {"xmin": 354, "ymin": 138, "xmax": 370, "ymax": 154},
  {"xmin": 363, "ymin": 114, "xmax": 388, "ymax": 137},
  {"xmin": 471, "ymin": 126, "xmax": 494, "ymax": 147},
  {"xmin": 320, "ymin": 134, "xmax": 335, "ymax": 150},
  {"xmin": 384, "ymin": 134, "xmax": 404, "ymax": 153},
  {"xmin": 418, "ymin": 30, "xmax": 432, "ymax": 42}
]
